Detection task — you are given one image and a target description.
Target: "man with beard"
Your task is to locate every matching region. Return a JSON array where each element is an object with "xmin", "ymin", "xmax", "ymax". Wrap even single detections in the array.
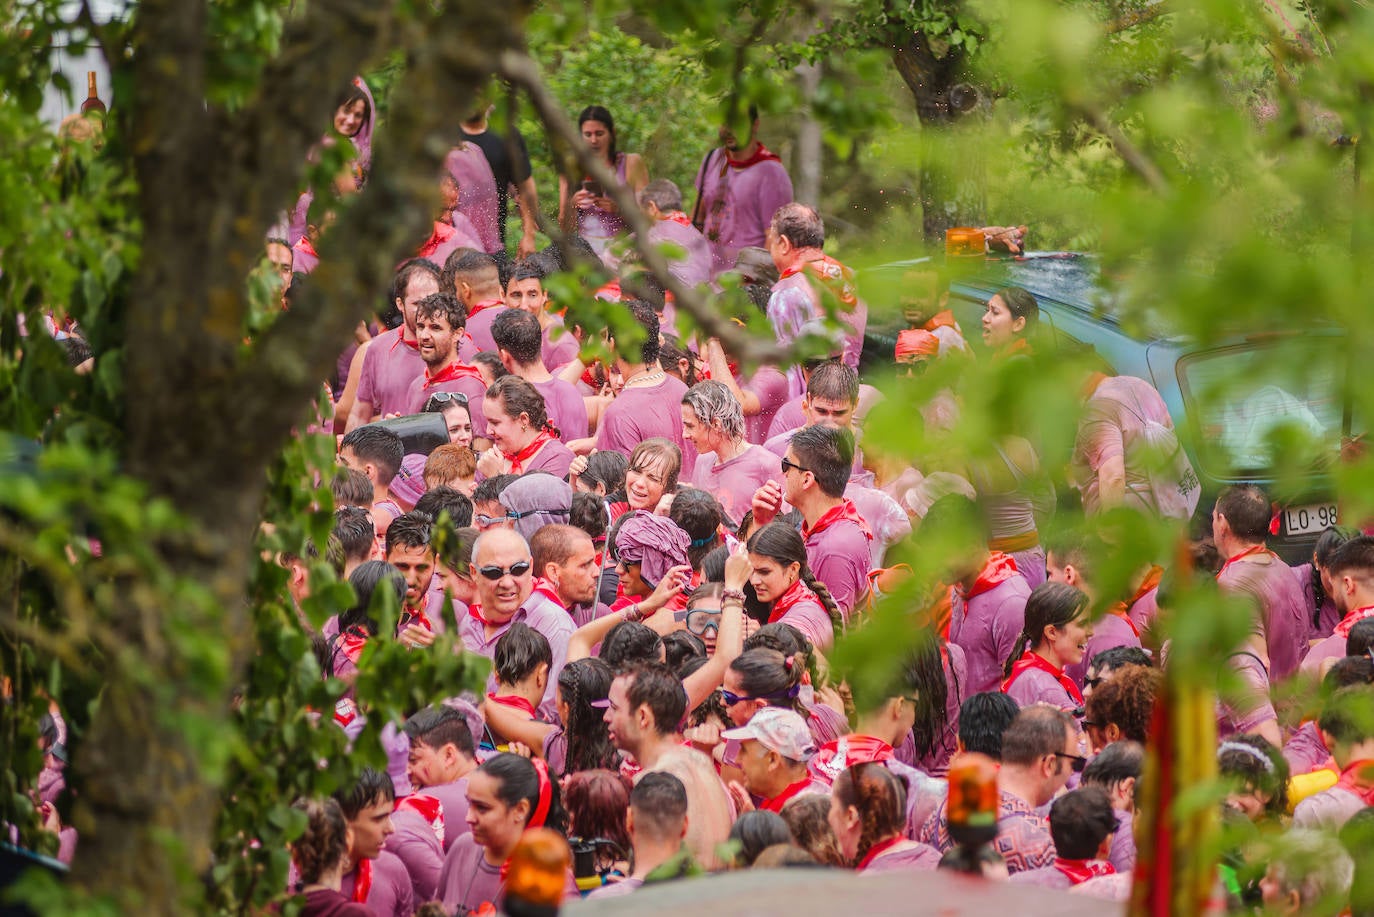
[
  {"xmin": 347, "ymin": 258, "xmax": 441, "ymax": 429},
  {"xmin": 404, "ymin": 292, "xmax": 489, "ymax": 439},
  {"xmin": 690, "ymin": 106, "xmax": 794, "ymax": 279},
  {"xmin": 528, "ymin": 524, "xmax": 604, "ymax": 628}
]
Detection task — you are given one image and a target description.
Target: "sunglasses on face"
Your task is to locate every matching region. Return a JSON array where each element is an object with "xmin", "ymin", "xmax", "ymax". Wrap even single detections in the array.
[
  {"xmin": 475, "ymin": 560, "xmax": 532, "ymax": 580},
  {"xmin": 674, "ymin": 608, "xmax": 721, "ymax": 636},
  {"xmin": 779, "ymin": 457, "xmax": 809, "ymax": 475},
  {"xmin": 720, "ymin": 689, "xmax": 763, "ymax": 705},
  {"xmin": 1053, "ymin": 751, "xmax": 1089, "ymax": 773},
  {"xmin": 425, "ymin": 392, "xmax": 469, "ymax": 411}
]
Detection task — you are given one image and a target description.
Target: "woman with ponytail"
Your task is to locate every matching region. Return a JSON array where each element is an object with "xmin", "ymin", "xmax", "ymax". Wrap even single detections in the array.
[
  {"xmin": 743, "ymin": 522, "xmax": 841, "ymax": 650},
  {"xmin": 828, "ymin": 762, "xmax": 940, "ymax": 873},
  {"xmin": 476, "ymin": 375, "xmax": 574, "ymax": 480},
  {"xmin": 436, "ymin": 752, "xmax": 575, "ymax": 914},
  {"xmin": 1002, "ymin": 582, "xmax": 1092, "ymax": 712},
  {"xmin": 481, "ymin": 657, "xmax": 619, "ymax": 776}
]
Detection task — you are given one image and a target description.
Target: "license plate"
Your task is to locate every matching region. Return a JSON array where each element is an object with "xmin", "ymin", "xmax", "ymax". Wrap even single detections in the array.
[{"xmin": 1284, "ymin": 502, "xmax": 1339, "ymax": 536}]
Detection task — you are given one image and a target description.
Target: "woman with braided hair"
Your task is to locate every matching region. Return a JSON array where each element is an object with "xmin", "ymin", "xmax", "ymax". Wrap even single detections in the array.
[
  {"xmin": 479, "ymin": 657, "xmax": 617, "ymax": 776},
  {"xmin": 828, "ymin": 762, "xmax": 940, "ymax": 872},
  {"xmin": 290, "ymin": 798, "xmax": 373, "ymax": 916},
  {"xmin": 743, "ymin": 522, "xmax": 840, "ymax": 650}
]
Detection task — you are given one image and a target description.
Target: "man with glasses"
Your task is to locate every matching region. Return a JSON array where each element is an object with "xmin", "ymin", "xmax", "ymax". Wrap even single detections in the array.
[
  {"xmin": 919, "ymin": 705, "xmax": 1075, "ymax": 875},
  {"xmin": 456, "ymin": 528, "xmax": 573, "ymax": 718}
]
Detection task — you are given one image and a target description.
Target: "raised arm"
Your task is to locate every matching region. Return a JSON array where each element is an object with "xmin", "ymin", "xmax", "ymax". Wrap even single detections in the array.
[{"xmin": 566, "ymin": 564, "xmax": 692, "ymax": 661}]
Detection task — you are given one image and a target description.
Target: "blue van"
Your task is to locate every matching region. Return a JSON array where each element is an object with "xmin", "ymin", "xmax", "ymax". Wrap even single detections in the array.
[{"xmin": 864, "ymin": 253, "xmax": 1347, "ymax": 563}]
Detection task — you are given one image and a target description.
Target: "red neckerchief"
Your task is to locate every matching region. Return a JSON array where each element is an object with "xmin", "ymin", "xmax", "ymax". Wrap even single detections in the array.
[
  {"xmin": 530, "ymin": 576, "xmax": 567, "ymax": 611},
  {"xmin": 425, "ymin": 360, "xmax": 484, "ymax": 386},
  {"xmin": 1131, "ymin": 565, "xmax": 1164, "ymax": 606},
  {"xmin": 468, "ymin": 299, "xmax": 503, "ymax": 317},
  {"xmin": 956, "ymin": 552, "xmax": 1020, "ymax": 602},
  {"xmin": 468, "ymin": 603, "xmax": 495, "ymax": 626},
  {"xmin": 1337, "ymin": 759, "xmax": 1374, "ymax": 805},
  {"xmin": 779, "ymin": 254, "xmax": 858, "ymax": 307},
  {"xmin": 1001, "ymin": 650, "xmax": 1084, "ymax": 707},
  {"xmin": 1104, "ymin": 602, "xmax": 1141, "ymax": 638},
  {"xmin": 338, "ymin": 627, "xmax": 369, "ymax": 665},
  {"xmin": 400, "ymin": 603, "xmax": 434, "ymax": 634},
  {"xmin": 504, "ymin": 429, "xmax": 555, "ymax": 475},
  {"xmin": 294, "ymin": 237, "xmax": 318, "ymax": 259},
  {"xmin": 395, "ymin": 794, "xmax": 445, "ymax": 844},
  {"xmin": 352, "ymin": 856, "xmax": 372, "ymax": 903},
  {"xmin": 762, "ymin": 777, "xmax": 813, "ymax": 813},
  {"xmin": 721, "ymin": 142, "xmax": 782, "ymax": 172},
  {"xmin": 769, "ymin": 578, "xmax": 819, "ymax": 625},
  {"xmin": 801, "ymin": 499, "xmax": 872, "ymax": 541},
  {"xmin": 923, "ymin": 311, "xmax": 958, "ymax": 332},
  {"xmin": 387, "ymin": 328, "xmax": 420, "ymax": 353},
  {"xmin": 1217, "ymin": 543, "xmax": 1273, "ymax": 578},
  {"xmin": 1334, "ymin": 606, "xmax": 1374, "ymax": 639},
  {"xmin": 594, "ymin": 279, "xmax": 622, "ymax": 302},
  {"xmin": 856, "ymin": 835, "xmax": 907, "ymax": 871},
  {"xmin": 486, "ymin": 692, "xmax": 537, "ymax": 718},
  {"xmin": 664, "ymin": 210, "xmax": 694, "ymax": 227},
  {"xmin": 1053, "ymin": 858, "xmax": 1115, "ymax": 886},
  {"xmin": 417, "ymin": 221, "xmax": 456, "ymax": 259},
  {"xmin": 809, "ymin": 734, "xmax": 894, "ymax": 784}
]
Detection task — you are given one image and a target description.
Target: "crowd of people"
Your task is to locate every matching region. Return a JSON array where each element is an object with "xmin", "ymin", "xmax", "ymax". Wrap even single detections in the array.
[{"xmin": 25, "ymin": 77, "xmax": 1374, "ymax": 917}]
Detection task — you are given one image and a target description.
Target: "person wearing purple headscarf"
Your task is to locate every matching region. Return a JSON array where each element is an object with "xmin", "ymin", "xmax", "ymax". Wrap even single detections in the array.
[
  {"xmin": 498, "ymin": 473, "xmax": 572, "ymax": 543},
  {"xmin": 614, "ymin": 512, "xmax": 691, "ymax": 595}
]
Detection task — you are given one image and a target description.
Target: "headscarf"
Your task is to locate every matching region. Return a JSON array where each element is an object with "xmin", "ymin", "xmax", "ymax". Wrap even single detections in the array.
[
  {"xmin": 895, "ymin": 328, "xmax": 939, "ymax": 361},
  {"xmin": 614, "ymin": 512, "xmax": 690, "ymax": 587},
  {"xmin": 499, "ymin": 474, "xmax": 572, "ymax": 542}
]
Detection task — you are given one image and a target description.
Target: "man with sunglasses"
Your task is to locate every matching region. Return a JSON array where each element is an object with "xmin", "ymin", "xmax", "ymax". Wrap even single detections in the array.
[
  {"xmin": 456, "ymin": 528, "xmax": 573, "ymax": 719},
  {"xmin": 919, "ymin": 705, "xmax": 1075, "ymax": 875}
]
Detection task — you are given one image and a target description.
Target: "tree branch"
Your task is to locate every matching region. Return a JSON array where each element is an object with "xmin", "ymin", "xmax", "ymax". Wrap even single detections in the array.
[
  {"xmin": 1078, "ymin": 105, "xmax": 1172, "ymax": 195},
  {"xmin": 499, "ymin": 51, "xmax": 786, "ymax": 365},
  {"xmin": 1104, "ymin": 1, "xmax": 1170, "ymax": 35}
]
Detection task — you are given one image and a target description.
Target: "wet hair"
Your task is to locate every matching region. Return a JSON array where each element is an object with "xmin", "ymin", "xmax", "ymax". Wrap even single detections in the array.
[
  {"xmin": 599, "ymin": 621, "xmax": 664, "ymax": 670},
  {"xmin": 332, "ymin": 467, "xmax": 373, "ymax": 508},
  {"xmin": 1003, "ymin": 582, "xmax": 1090, "ymax": 677},
  {"xmin": 743, "ymin": 623, "xmax": 824, "ymax": 692},
  {"xmin": 391, "ymin": 258, "xmax": 442, "ymax": 315},
  {"xmin": 898, "ymin": 633, "xmax": 952, "ymax": 761},
  {"xmin": 788, "ymin": 425, "xmax": 855, "ymax": 499},
  {"xmin": 509, "ymin": 258, "xmax": 549, "ymax": 284},
  {"xmin": 577, "ymin": 104, "xmax": 619, "ymax": 161},
  {"xmin": 477, "ymin": 752, "xmax": 568, "ymax": 834},
  {"xmin": 1082, "ymin": 740, "xmax": 1144, "ymax": 795},
  {"xmin": 629, "ymin": 771, "xmax": 689, "ymax": 843},
  {"xmin": 472, "ymin": 474, "xmax": 519, "ymax": 505},
  {"xmin": 341, "ymin": 425, "xmax": 404, "ymax": 484},
  {"xmin": 658, "ymin": 333, "xmax": 697, "ymax": 386},
  {"xmin": 682, "ymin": 380, "xmax": 745, "ymax": 443},
  {"xmin": 473, "ymin": 350, "xmax": 508, "ymax": 383},
  {"xmin": 290, "ymin": 798, "xmax": 350, "ymax": 885},
  {"xmin": 334, "ymin": 766, "xmax": 396, "ymax": 820},
  {"xmin": 1048, "ymin": 787, "xmax": 1116, "ymax": 860},
  {"xmin": 670, "ymin": 488, "xmax": 726, "ymax": 568},
  {"xmin": 491, "ymin": 308, "xmax": 544, "ymax": 365},
  {"xmin": 626, "ymin": 438, "xmax": 682, "ymax": 496},
  {"xmin": 638, "ymin": 179, "xmax": 683, "ymax": 213},
  {"xmin": 609, "ymin": 299, "xmax": 660, "ymax": 365},
  {"xmin": 579, "ymin": 451, "xmax": 628, "ymax": 497},
  {"xmin": 338, "ymin": 560, "xmax": 406, "ymax": 635},
  {"xmin": 728, "ymin": 649, "xmax": 804, "ymax": 715},
  {"xmin": 414, "ymin": 486, "xmax": 474, "ymax": 528},
  {"xmin": 404, "ymin": 704, "xmax": 476, "ymax": 757},
  {"xmin": 385, "ymin": 511, "xmax": 433, "ymax": 556},
  {"xmin": 1329, "ymin": 534, "xmax": 1374, "ymax": 584},
  {"xmin": 729, "ymin": 810, "xmax": 794, "ymax": 868},
  {"xmin": 959, "ymin": 692, "xmax": 1019, "ymax": 759},
  {"xmin": 540, "ymin": 235, "xmax": 601, "ymax": 273},
  {"xmin": 770, "ymin": 203, "xmax": 825, "ymax": 250},
  {"xmin": 1327, "ymin": 657, "xmax": 1374, "ymax": 691},
  {"xmin": 558, "ymin": 658, "xmax": 618, "ymax": 773},
  {"xmin": 805, "ymin": 361, "xmax": 859, "ymax": 406},
  {"xmin": 414, "ymin": 291, "xmax": 467, "ymax": 331},
  {"xmin": 662, "ymin": 630, "xmax": 707, "ymax": 676},
  {"xmin": 1000, "ymin": 705, "xmax": 1073, "ymax": 767},
  {"xmin": 494, "ymin": 622, "xmax": 553, "ymax": 685},
  {"xmin": 569, "ymin": 493, "xmax": 609, "ymax": 543},
  {"xmin": 622, "ymin": 662, "xmax": 688, "ymax": 736},
  {"xmin": 563, "ymin": 769, "xmax": 631, "ymax": 851},
  {"xmin": 1349, "ymin": 620, "xmax": 1374, "ymax": 658},
  {"xmin": 750, "ymin": 844, "xmax": 817, "ymax": 869},
  {"xmin": 1218, "ymin": 734, "xmax": 1289, "ymax": 816},
  {"xmin": 1085, "ymin": 665, "xmax": 1160, "ymax": 745},
  {"xmin": 486, "ymin": 375, "xmax": 551, "ymax": 432},
  {"xmin": 993, "ymin": 286, "xmax": 1039, "ymax": 329},
  {"xmin": 780, "ymin": 794, "xmax": 846, "ymax": 867},
  {"xmin": 746, "ymin": 522, "xmax": 842, "ymax": 637},
  {"xmin": 1312, "ymin": 527, "xmax": 1354, "ymax": 627},
  {"xmin": 1215, "ymin": 484, "xmax": 1272, "ymax": 541},
  {"xmin": 333, "ymin": 507, "xmax": 374, "ymax": 567},
  {"xmin": 832, "ymin": 762, "xmax": 906, "ymax": 865},
  {"xmin": 1089, "ymin": 645, "xmax": 1153, "ymax": 674}
]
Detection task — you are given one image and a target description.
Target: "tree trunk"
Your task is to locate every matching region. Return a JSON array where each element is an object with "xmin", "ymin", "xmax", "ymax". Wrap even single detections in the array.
[{"xmin": 891, "ymin": 37, "xmax": 984, "ymax": 244}]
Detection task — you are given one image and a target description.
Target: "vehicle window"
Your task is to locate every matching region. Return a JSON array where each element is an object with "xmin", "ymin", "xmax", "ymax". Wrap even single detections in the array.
[{"xmin": 1178, "ymin": 342, "xmax": 1357, "ymax": 476}]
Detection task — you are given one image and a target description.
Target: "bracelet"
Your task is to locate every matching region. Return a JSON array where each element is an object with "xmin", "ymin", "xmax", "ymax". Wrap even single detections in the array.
[
  {"xmin": 621, "ymin": 603, "xmax": 644, "ymax": 623},
  {"xmin": 722, "ymin": 588, "xmax": 746, "ymax": 604}
]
